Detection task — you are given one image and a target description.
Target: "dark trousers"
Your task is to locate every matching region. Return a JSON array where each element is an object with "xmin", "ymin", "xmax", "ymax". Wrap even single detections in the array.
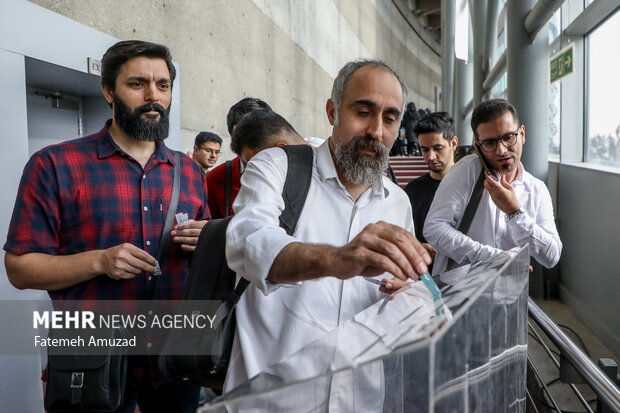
[{"xmin": 118, "ymin": 358, "xmax": 200, "ymax": 413}]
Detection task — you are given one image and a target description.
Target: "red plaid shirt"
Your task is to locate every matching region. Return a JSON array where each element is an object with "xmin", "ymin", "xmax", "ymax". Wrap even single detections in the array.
[{"xmin": 4, "ymin": 120, "xmax": 210, "ymax": 301}]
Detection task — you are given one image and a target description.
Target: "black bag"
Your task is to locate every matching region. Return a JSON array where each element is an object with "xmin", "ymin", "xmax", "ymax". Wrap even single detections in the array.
[
  {"xmin": 44, "ymin": 152, "xmax": 181, "ymax": 412},
  {"xmin": 158, "ymin": 144, "xmax": 314, "ymax": 389},
  {"xmin": 44, "ymin": 329, "xmax": 130, "ymax": 413}
]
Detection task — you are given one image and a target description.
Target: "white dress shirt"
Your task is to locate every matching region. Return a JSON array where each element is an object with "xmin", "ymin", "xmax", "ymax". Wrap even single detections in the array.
[
  {"xmin": 424, "ymin": 154, "xmax": 562, "ymax": 275},
  {"xmin": 224, "ymin": 140, "xmax": 414, "ymax": 395}
]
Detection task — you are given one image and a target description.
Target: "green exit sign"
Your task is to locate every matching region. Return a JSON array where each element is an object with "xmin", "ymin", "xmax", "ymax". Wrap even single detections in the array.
[{"xmin": 550, "ymin": 44, "xmax": 574, "ymax": 83}]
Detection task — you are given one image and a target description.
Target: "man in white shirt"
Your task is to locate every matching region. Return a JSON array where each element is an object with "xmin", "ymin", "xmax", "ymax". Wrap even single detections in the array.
[
  {"xmin": 424, "ymin": 98, "xmax": 562, "ymax": 275},
  {"xmin": 224, "ymin": 60, "xmax": 432, "ymax": 400}
]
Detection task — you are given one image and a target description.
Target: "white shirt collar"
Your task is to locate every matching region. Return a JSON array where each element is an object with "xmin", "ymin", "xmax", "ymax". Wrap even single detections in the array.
[{"xmin": 512, "ymin": 162, "xmax": 525, "ymax": 186}]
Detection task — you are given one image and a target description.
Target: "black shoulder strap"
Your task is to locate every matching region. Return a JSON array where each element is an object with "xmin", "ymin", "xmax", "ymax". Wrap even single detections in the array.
[
  {"xmin": 235, "ymin": 145, "xmax": 314, "ymax": 294},
  {"xmin": 278, "ymin": 145, "xmax": 314, "ymax": 236},
  {"xmin": 146, "ymin": 151, "xmax": 181, "ymax": 300},
  {"xmin": 458, "ymin": 167, "xmax": 486, "ymax": 235},
  {"xmin": 446, "ymin": 166, "xmax": 485, "ymax": 270},
  {"xmin": 386, "ymin": 165, "xmax": 398, "ymax": 185},
  {"xmin": 224, "ymin": 160, "xmax": 232, "ymax": 218}
]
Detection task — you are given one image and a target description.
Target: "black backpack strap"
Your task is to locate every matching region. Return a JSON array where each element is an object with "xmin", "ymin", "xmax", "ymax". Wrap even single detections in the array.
[
  {"xmin": 386, "ymin": 165, "xmax": 398, "ymax": 185},
  {"xmin": 278, "ymin": 145, "xmax": 314, "ymax": 236},
  {"xmin": 446, "ymin": 167, "xmax": 486, "ymax": 270},
  {"xmin": 458, "ymin": 167, "xmax": 486, "ymax": 235},
  {"xmin": 234, "ymin": 145, "xmax": 313, "ymax": 296},
  {"xmin": 232, "ymin": 278, "xmax": 250, "ymax": 303},
  {"xmin": 224, "ymin": 160, "xmax": 232, "ymax": 218},
  {"xmin": 146, "ymin": 151, "xmax": 181, "ymax": 300}
]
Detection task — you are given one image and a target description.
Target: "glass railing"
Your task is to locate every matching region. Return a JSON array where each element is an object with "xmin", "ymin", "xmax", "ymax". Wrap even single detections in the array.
[{"xmin": 200, "ymin": 246, "xmax": 530, "ymax": 412}]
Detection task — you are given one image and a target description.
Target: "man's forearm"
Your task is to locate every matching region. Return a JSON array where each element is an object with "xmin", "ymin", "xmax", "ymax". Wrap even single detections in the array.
[
  {"xmin": 507, "ymin": 213, "xmax": 562, "ymax": 268},
  {"xmin": 266, "ymin": 220, "xmax": 431, "ymax": 284},
  {"xmin": 5, "ymin": 251, "xmax": 104, "ymax": 291},
  {"xmin": 266, "ymin": 242, "xmax": 335, "ymax": 284}
]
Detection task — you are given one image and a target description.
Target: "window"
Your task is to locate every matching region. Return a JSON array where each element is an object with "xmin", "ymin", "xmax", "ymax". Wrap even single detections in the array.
[
  {"xmin": 491, "ymin": 73, "xmax": 507, "ymax": 99},
  {"xmin": 585, "ymin": 11, "xmax": 620, "ymax": 167},
  {"xmin": 548, "ymin": 82, "xmax": 560, "ymax": 159},
  {"xmin": 491, "ymin": 8, "xmax": 507, "ymax": 99},
  {"xmin": 549, "ymin": 10, "xmax": 561, "ymax": 43},
  {"xmin": 547, "ymin": 9, "xmax": 561, "ymax": 160}
]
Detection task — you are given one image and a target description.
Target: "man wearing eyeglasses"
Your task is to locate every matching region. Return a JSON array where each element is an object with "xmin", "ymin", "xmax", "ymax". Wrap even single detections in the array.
[
  {"xmin": 192, "ymin": 131, "xmax": 222, "ymax": 174},
  {"xmin": 424, "ymin": 98, "xmax": 562, "ymax": 275}
]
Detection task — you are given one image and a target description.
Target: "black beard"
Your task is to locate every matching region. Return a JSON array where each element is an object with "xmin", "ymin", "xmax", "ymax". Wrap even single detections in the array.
[
  {"xmin": 333, "ymin": 135, "xmax": 389, "ymax": 186},
  {"xmin": 113, "ymin": 94, "xmax": 170, "ymax": 142}
]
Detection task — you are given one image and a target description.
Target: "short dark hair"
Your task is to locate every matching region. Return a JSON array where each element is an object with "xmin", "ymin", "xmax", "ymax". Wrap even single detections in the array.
[
  {"xmin": 471, "ymin": 98, "xmax": 519, "ymax": 138},
  {"xmin": 101, "ymin": 40, "xmax": 176, "ymax": 93},
  {"xmin": 194, "ymin": 132, "xmax": 222, "ymax": 147},
  {"xmin": 226, "ymin": 97, "xmax": 272, "ymax": 136},
  {"xmin": 331, "ymin": 59, "xmax": 407, "ymax": 123},
  {"xmin": 413, "ymin": 112, "xmax": 455, "ymax": 141},
  {"xmin": 231, "ymin": 110, "xmax": 297, "ymax": 155}
]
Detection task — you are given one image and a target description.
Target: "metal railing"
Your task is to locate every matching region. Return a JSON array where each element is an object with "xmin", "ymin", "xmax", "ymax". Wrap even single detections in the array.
[{"xmin": 528, "ymin": 298, "xmax": 620, "ymax": 413}]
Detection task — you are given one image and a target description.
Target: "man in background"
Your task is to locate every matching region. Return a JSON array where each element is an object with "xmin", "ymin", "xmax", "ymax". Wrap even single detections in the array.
[
  {"xmin": 208, "ymin": 109, "xmax": 308, "ymax": 219},
  {"xmin": 233, "ymin": 109, "xmax": 309, "ymax": 165},
  {"xmin": 401, "ymin": 102, "xmax": 420, "ymax": 156},
  {"xmin": 192, "ymin": 131, "xmax": 222, "ymax": 175},
  {"xmin": 404, "ymin": 112, "xmax": 458, "ymax": 252},
  {"xmin": 207, "ymin": 97, "xmax": 272, "ymax": 218}
]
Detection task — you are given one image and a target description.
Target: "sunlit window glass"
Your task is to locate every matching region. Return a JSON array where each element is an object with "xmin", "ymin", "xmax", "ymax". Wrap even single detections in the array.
[
  {"xmin": 548, "ymin": 82, "xmax": 560, "ymax": 159},
  {"xmin": 491, "ymin": 73, "xmax": 507, "ymax": 99},
  {"xmin": 549, "ymin": 10, "xmax": 561, "ymax": 43},
  {"xmin": 586, "ymin": 11, "xmax": 620, "ymax": 167}
]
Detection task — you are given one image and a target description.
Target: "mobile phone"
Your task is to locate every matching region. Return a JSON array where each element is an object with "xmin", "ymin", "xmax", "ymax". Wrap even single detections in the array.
[{"xmin": 474, "ymin": 143, "xmax": 501, "ymax": 181}]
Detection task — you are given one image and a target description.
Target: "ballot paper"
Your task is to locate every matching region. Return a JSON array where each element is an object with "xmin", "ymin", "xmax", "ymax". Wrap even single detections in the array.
[{"xmin": 175, "ymin": 212, "xmax": 189, "ymax": 224}]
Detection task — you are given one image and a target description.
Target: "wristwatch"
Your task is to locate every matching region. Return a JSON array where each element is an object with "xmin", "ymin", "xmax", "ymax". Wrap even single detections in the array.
[{"xmin": 505, "ymin": 208, "xmax": 525, "ymax": 221}]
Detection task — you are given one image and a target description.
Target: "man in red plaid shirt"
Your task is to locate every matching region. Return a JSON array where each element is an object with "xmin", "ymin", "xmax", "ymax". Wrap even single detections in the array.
[{"xmin": 4, "ymin": 40, "xmax": 209, "ymax": 412}]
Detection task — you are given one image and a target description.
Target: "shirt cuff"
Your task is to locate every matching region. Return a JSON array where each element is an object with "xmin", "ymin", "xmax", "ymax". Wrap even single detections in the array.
[
  {"xmin": 505, "ymin": 209, "xmax": 534, "ymax": 242},
  {"xmin": 243, "ymin": 228, "xmax": 297, "ymax": 295}
]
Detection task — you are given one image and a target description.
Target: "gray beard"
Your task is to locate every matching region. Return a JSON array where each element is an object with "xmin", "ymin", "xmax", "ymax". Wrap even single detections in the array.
[{"xmin": 333, "ymin": 136, "xmax": 389, "ymax": 187}]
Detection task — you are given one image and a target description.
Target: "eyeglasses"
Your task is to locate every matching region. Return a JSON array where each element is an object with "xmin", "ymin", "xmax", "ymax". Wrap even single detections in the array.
[
  {"xmin": 476, "ymin": 130, "xmax": 519, "ymax": 153},
  {"xmin": 199, "ymin": 147, "xmax": 221, "ymax": 156}
]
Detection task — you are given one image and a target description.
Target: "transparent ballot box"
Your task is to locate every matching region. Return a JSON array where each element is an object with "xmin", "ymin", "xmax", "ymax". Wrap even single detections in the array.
[{"xmin": 200, "ymin": 246, "xmax": 530, "ymax": 412}]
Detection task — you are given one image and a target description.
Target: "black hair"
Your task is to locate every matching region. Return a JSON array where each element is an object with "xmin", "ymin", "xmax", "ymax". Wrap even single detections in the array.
[
  {"xmin": 413, "ymin": 111, "xmax": 455, "ymax": 141},
  {"xmin": 471, "ymin": 98, "xmax": 519, "ymax": 138},
  {"xmin": 231, "ymin": 110, "xmax": 297, "ymax": 155},
  {"xmin": 225, "ymin": 97, "xmax": 272, "ymax": 136},
  {"xmin": 194, "ymin": 131, "xmax": 222, "ymax": 147},
  {"xmin": 101, "ymin": 40, "xmax": 176, "ymax": 94}
]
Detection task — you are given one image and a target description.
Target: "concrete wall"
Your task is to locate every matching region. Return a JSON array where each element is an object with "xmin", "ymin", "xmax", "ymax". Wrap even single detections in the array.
[{"xmin": 29, "ymin": 0, "xmax": 442, "ymax": 164}]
